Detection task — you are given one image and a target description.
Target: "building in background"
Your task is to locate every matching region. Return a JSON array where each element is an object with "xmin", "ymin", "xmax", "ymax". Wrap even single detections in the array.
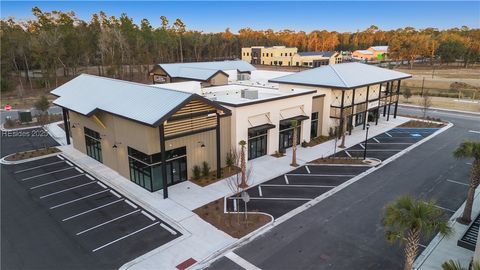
[
  {"xmin": 241, "ymin": 46, "xmax": 298, "ymax": 66},
  {"xmin": 291, "ymin": 51, "xmax": 343, "ymax": 67},
  {"xmin": 352, "ymin": 46, "xmax": 389, "ymax": 61},
  {"xmin": 149, "ymin": 60, "xmax": 255, "ymax": 86}
]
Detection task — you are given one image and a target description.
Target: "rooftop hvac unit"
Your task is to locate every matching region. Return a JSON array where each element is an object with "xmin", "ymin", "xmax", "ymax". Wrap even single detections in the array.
[{"xmin": 241, "ymin": 89, "xmax": 259, "ymax": 100}]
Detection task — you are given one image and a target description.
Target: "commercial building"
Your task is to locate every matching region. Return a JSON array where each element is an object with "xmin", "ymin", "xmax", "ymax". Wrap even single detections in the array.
[
  {"xmin": 291, "ymin": 51, "xmax": 343, "ymax": 67},
  {"xmin": 54, "ymin": 62, "xmax": 410, "ymax": 198},
  {"xmin": 352, "ymin": 46, "xmax": 389, "ymax": 61},
  {"xmin": 53, "ymin": 74, "xmax": 231, "ymax": 198},
  {"xmin": 149, "ymin": 60, "xmax": 255, "ymax": 86},
  {"xmin": 269, "ymin": 62, "xmax": 410, "ymax": 137},
  {"xmin": 241, "ymin": 46, "xmax": 298, "ymax": 66}
]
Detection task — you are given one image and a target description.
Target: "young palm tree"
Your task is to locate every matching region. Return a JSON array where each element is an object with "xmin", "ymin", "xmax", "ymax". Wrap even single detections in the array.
[
  {"xmin": 453, "ymin": 141, "xmax": 480, "ymax": 224},
  {"xmin": 238, "ymin": 140, "xmax": 248, "ymax": 189},
  {"xmin": 384, "ymin": 196, "xmax": 452, "ymax": 270},
  {"xmin": 290, "ymin": 120, "xmax": 299, "ymax": 167}
]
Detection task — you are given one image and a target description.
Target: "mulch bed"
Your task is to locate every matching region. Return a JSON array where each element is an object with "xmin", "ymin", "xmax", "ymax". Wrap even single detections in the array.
[
  {"xmin": 305, "ymin": 135, "xmax": 335, "ymax": 147},
  {"xmin": 190, "ymin": 166, "xmax": 241, "ymax": 187},
  {"xmin": 194, "ymin": 198, "xmax": 272, "ymax": 238},
  {"xmin": 5, "ymin": 147, "xmax": 60, "ymax": 161},
  {"xmin": 309, "ymin": 157, "xmax": 367, "ymax": 165},
  {"xmin": 398, "ymin": 119, "xmax": 445, "ymax": 128}
]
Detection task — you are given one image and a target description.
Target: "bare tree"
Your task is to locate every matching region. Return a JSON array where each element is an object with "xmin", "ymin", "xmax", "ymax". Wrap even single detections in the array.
[
  {"xmin": 290, "ymin": 120, "xmax": 299, "ymax": 167},
  {"xmin": 238, "ymin": 140, "xmax": 248, "ymax": 189},
  {"xmin": 225, "ymin": 162, "xmax": 253, "ymax": 226},
  {"xmin": 420, "ymin": 90, "xmax": 432, "ymax": 119}
]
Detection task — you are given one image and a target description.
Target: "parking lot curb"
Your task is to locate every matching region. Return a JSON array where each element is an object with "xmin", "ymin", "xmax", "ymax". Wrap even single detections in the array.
[
  {"xmin": 0, "ymin": 150, "xmax": 61, "ymax": 165},
  {"xmin": 195, "ymin": 122, "xmax": 453, "ymax": 269}
]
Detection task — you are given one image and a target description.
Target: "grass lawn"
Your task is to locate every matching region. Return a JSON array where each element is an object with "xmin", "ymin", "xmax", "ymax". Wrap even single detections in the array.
[{"xmin": 194, "ymin": 198, "xmax": 272, "ymax": 238}]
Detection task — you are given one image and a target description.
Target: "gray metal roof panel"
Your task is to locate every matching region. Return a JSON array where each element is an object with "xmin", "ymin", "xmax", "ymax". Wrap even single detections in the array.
[
  {"xmin": 269, "ymin": 62, "xmax": 411, "ymax": 89},
  {"xmin": 158, "ymin": 60, "xmax": 255, "ymax": 79},
  {"xmin": 51, "ymin": 74, "xmax": 192, "ymax": 126}
]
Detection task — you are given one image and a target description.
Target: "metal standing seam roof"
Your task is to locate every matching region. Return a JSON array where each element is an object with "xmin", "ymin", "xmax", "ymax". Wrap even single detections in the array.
[
  {"xmin": 297, "ymin": 51, "xmax": 337, "ymax": 57},
  {"xmin": 51, "ymin": 74, "xmax": 201, "ymax": 126},
  {"xmin": 268, "ymin": 62, "xmax": 412, "ymax": 89},
  {"xmin": 156, "ymin": 60, "xmax": 256, "ymax": 81},
  {"xmin": 370, "ymin": 46, "xmax": 389, "ymax": 51}
]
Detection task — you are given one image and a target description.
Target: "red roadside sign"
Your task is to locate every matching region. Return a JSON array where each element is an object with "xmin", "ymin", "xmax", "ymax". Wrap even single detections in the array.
[{"xmin": 4, "ymin": 104, "xmax": 11, "ymax": 111}]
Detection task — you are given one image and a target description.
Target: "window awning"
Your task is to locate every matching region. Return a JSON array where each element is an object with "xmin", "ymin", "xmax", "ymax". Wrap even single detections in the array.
[
  {"xmin": 280, "ymin": 115, "xmax": 309, "ymax": 124},
  {"xmin": 248, "ymin": 123, "xmax": 276, "ymax": 135}
]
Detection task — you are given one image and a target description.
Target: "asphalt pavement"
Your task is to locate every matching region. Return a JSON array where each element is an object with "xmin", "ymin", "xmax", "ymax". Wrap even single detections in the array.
[{"xmin": 209, "ymin": 108, "xmax": 479, "ymax": 270}]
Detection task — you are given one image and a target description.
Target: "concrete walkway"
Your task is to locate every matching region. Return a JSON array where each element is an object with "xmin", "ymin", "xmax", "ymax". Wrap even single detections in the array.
[
  {"xmin": 415, "ymin": 188, "xmax": 480, "ymax": 269},
  {"xmin": 51, "ymin": 115, "xmax": 409, "ymax": 269}
]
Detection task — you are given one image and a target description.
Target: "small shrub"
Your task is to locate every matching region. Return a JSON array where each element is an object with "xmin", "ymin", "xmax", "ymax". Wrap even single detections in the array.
[
  {"xmin": 225, "ymin": 149, "xmax": 236, "ymax": 168},
  {"xmin": 192, "ymin": 165, "xmax": 201, "ymax": 180},
  {"xmin": 4, "ymin": 118, "xmax": 14, "ymax": 128},
  {"xmin": 201, "ymin": 161, "xmax": 210, "ymax": 177}
]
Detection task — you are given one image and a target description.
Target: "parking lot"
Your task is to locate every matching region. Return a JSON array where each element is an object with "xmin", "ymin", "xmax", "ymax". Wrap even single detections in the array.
[
  {"xmin": 226, "ymin": 127, "xmax": 441, "ymax": 219},
  {"xmin": 6, "ymin": 154, "xmax": 180, "ymax": 262}
]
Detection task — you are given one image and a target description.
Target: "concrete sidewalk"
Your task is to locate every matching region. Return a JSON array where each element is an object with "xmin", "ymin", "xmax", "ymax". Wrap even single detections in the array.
[
  {"xmin": 415, "ymin": 188, "xmax": 480, "ymax": 269},
  {"xmin": 51, "ymin": 115, "xmax": 409, "ymax": 269},
  {"xmin": 168, "ymin": 116, "xmax": 409, "ymax": 211}
]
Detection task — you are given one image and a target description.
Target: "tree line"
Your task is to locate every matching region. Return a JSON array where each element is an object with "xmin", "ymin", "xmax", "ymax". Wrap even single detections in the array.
[{"xmin": 1, "ymin": 7, "xmax": 479, "ymax": 92}]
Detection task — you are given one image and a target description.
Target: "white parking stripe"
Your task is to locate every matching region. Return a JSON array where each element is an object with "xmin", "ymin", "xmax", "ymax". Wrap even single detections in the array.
[
  {"xmin": 110, "ymin": 190, "xmax": 121, "ymax": 198},
  {"xmin": 284, "ymin": 174, "xmax": 289, "ymax": 184},
  {"xmin": 347, "ymin": 149, "xmax": 402, "ymax": 152},
  {"xmin": 446, "ymin": 179, "xmax": 469, "ymax": 187},
  {"xmin": 160, "ymin": 223, "xmax": 177, "ymax": 235},
  {"xmin": 141, "ymin": 211, "xmax": 155, "ymax": 221},
  {"xmin": 50, "ymin": 190, "xmax": 110, "ymax": 210},
  {"xmin": 225, "ymin": 252, "xmax": 261, "ymax": 270},
  {"xmin": 385, "ymin": 132, "xmax": 393, "ymax": 137},
  {"xmin": 21, "ymin": 167, "xmax": 75, "ymax": 181},
  {"xmin": 14, "ymin": 161, "xmax": 65, "ymax": 174},
  {"xmin": 97, "ymin": 182, "xmax": 107, "ymax": 189},
  {"xmin": 230, "ymin": 197, "xmax": 311, "ymax": 201},
  {"xmin": 125, "ymin": 200, "xmax": 138, "ymax": 209},
  {"xmin": 287, "ymin": 173, "xmax": 356, "ymax": 177},
  {"xmin": 258, "ymin": 186, "xmax": 263, "ymax": 196},
  {"xmin": 233, "ymin": 199, "xmax": 237, "ymax": 211},
  {"xmin": 76, "ymin": 210, "xmax": 141, "ymax": 235},
  {"xmin": 61, "ymin": 198, "xmax": 124, "ymax": 221},
  {"xmin": 468, "ymin": 130, "xmax": 480, "ymax": 134},
  {"xmin": 467, "ymin": 162, "xmax": 473, "ymax": 165},
  {"xmin": 359, "ymin": 144, "xmax": 365, "ymax": 149},
  {"xmin": 92, "ymin": 222, "xmax": 159, "ymax": 252},
  {"xmin": 40, "ymin": 182, "xmax": 96, "ymax": 199},
  {"xmin": 30, "ymin": 174, "xmax": 84, "ymax": 190},
  {"xmin": 75, "ymin": 168, "xmax": 83, "ymax": 173},
  {"xmin": 57, "ymin": 155, "xmax": 65, "ymax": 160},
  {"xmin": 261, "ymin": 184, "xmax": 336, "ymax": 188},
  {"xmin": 434, "ymin": 205, "xmax": 455, "ymax": 213},
  {"xmin": 373, "ymin": 138, "xmax": 380, "ymax": 143},
  {"xmin": 305, "ymin": 166, "xmax": 311, "ymax": 174},
  {"xmin": 344, "ymin": 150, "xmax": 352, "ymax": 157},
  {"xmin": 66, "ymin": 161, "xmax": 73, "ymax": 166},
  {"xmin": 86, "ymin": 175, "xmax": 95, "ymax": 180}
]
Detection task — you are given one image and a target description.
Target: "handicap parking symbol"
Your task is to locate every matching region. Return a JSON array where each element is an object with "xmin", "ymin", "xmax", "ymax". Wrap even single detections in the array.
[{"xmin": 410, "ymin": 133, "xmax": 422, "ymax": 137}]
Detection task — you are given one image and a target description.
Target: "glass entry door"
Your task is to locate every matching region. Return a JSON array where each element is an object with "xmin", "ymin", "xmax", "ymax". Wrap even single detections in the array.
[
  {"xmin": 279, "ymin": 122, "xmax": 301, "ymax": 152},
  {"xmin": 166, "ymin": 156, "xmax": 187, "ymax": 186}
]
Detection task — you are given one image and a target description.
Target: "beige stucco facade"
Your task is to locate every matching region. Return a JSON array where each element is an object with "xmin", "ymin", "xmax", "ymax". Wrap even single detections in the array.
[
  {"xmin": 68, "ymin": 110, "xmax": 231, "ymax": 181},
  {"xmin": 291, "ymin": 52, "xmax": 343, "ymax": 67},
  {"xmin": 221, "ymin": 92, "xmax": 315, "ymax": 157},
  {"xmin": 242, "ymin": 46, "xmax": 298, "ymax": 66}
]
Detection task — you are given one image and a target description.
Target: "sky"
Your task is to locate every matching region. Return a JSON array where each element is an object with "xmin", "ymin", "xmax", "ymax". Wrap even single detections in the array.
[{"xmin": 1, "ymin": 1, "xmax": 479, "ymax": 33}]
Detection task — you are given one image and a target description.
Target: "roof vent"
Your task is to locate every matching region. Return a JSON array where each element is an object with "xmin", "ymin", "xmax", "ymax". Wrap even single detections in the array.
[{"xmin": 241, "ymin": 89, "xmax": 259, "ymax": 100}]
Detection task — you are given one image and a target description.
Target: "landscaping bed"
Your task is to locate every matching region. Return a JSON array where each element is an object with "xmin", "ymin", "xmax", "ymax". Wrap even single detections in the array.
[
  {"xmin": 304, "ymin": 135, "xmax": 335, "ymax": 147},
  {"xmin": 5, "ymin": 147, "xmax": 60, "ymax": 161},
  {"xmin": 398, "ymin": 119, "xmax": 445, "ymax": 128},
  {"xmin": 190, "ymin": 166, "xmax": 241, "ymax": 187},
  {"xmin": 3, "ymin": 114, "xmax": 63, "ymax": 130},
  {"xmin": 194, "ymin": 198, "xmax": 272, "ymax": 238},
  {"xmin": 309, "ymin": 157, "xmax": 368, "ymax": 165}
]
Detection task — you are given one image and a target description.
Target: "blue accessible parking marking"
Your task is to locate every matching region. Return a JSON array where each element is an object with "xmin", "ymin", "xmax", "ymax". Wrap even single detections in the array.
[{"xmin": 410, "ymin": 133, "xmax": 422, "ymax": 137}]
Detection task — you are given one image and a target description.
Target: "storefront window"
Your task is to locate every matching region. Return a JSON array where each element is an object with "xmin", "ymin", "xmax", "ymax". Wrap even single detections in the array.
[
  {"xmin": 311, "ymin": 112, "xmax": 319, "ymax": 138},
  {"xmin": 84, "ymin": 127, "xmax": 102, "ymax": 163},
  {"xmin": 279, "ymin": 121, "xmax": 301, "ymax": 151},
  {"xmin": 248, "ymin": 129, "xmax": 268, "ymax": 160}
]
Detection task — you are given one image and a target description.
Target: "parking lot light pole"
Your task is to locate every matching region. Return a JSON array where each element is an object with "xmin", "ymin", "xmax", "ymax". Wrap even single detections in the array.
[{"xmin": 363, "ymin": 124, "xmax": 370, "ymax": 160}]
